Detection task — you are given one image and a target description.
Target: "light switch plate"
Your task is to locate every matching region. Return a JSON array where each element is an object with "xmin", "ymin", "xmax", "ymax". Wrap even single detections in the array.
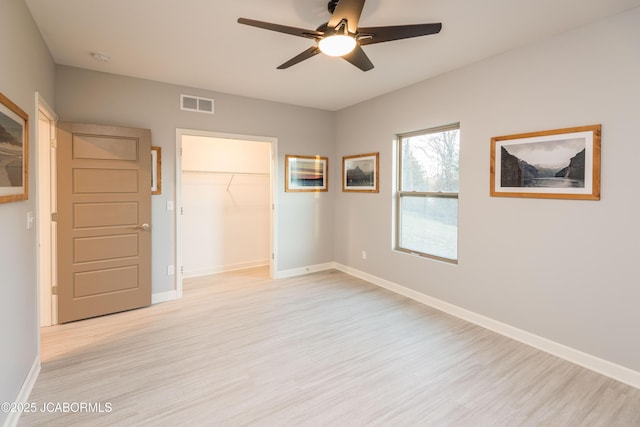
[{"xmin": 26, "ymin": 212, "xmax": 35, "ymax": 230}]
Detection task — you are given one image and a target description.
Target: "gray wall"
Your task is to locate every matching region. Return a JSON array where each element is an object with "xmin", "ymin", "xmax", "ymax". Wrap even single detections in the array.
[
  {"xmin": 334, "ymin": 8, "xmax": 640, "ymax": 372},
  {"xmin": 0, "ymin": 0, "xmax": 55, "ymax": 422},
  {"xmin": 55, "ymin": 66, "xmax": 336, "ymax": 293}
]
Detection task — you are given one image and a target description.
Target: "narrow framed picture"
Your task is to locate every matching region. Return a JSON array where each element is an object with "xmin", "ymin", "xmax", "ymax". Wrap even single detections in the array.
[
  {"xmin": 285, "ymin": 154, "xmax": 328, "ymax": 192},
  {"xmin": 342, "ymin": 152, "xmax": 379, "ymax": 193},
  {"xmin": 0, "ymin": 92, "xmax": 29, "ymax": 204},
  {"xmin": 490, "ymin": 125, "xmax": 601, "ymax": 200},
  {"xmin": 151, "ymin": 146, "xmax": 161, "ymax": 195}
]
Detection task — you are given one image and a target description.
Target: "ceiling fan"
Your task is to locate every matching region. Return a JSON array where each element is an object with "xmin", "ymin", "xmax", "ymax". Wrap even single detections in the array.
[{"xmin": 238, "ymin": 0, "xmax": 442, "ymax": 72}]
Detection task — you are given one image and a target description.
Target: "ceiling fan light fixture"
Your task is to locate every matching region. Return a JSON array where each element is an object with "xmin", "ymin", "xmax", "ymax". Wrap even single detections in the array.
[
  {"xmin": 318, "ymin": 35, "xmax": 356, "ymax": 57},
  {"xmin": 238, "ymin": 0, "xmax": 443, "ymax": 71}
]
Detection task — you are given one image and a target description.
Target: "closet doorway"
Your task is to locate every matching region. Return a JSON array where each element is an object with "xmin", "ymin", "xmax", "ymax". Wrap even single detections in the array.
[{"xmin": 176, "ymin": 130, "xmax": 277, "ymax": 296}]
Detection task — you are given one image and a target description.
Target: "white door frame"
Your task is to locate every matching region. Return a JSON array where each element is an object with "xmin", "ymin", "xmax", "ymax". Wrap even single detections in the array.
[
  {"xmin": 175, "ymin": 129, "xmax": 278, "ymax": 297},
  {"xmin": 35, "ymin": 92, "xmax": 58, "ymax": 328}
]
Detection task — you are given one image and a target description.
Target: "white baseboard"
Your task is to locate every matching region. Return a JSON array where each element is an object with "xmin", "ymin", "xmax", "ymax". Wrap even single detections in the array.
[
  {"xmin": 3, "ymin": 357, "xmax": 40, "ymax": 427},
  {"xmin": 275, "ymin": 262, "xmax": 335, "ymax": 279},
  {"xmin": 333, "ymin": 263, "xmax": 640, "ymax": 390},
  {"xmin": 152, "ymin": 290, "xmax": 178, "ymax": 304},
  {"xmin": 183, "ymin": 260, "xmax": 269, "ymax": 279}
]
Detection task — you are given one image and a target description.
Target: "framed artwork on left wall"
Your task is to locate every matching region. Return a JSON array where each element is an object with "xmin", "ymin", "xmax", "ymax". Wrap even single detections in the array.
[{"xmin": 0, "ymin": 92, "xmax": 29, "ymax": 204}]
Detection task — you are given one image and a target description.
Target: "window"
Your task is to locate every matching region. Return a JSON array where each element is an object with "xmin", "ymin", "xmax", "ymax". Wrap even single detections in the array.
[{"xmin": 396, "ymin": 123, "xmax": 460, "ymax": 262}]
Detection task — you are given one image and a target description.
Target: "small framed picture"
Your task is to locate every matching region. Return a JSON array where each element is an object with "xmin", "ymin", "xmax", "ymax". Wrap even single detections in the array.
[
  {"xmin": 285, "ymin": 154, "xmax": 328, "ymax": 192},
  {"xmin": 0, "ymin": 92, "xmax": 29, "ymax": 204},
  {"xmin": 343, "ymin": 152, "xmax": 379, "ymax": 193},
  {"xmin": 151, "ymin": 146, "xmax": 161, "ymax": 195},
  {"xmin": 490, "ymin": 125, "xmax": 601, "ymax": 200}
]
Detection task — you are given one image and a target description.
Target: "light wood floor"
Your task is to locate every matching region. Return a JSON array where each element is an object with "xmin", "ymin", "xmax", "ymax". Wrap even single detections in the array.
[{"xmin": 21, "ymin": 268, "xmax": 640, "ymax": 426}]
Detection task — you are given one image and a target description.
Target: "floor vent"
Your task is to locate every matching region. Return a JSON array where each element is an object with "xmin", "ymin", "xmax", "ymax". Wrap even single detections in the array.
[{"xmin": 180, "ymin": 94, "xmax": 214, "ymax": 114}]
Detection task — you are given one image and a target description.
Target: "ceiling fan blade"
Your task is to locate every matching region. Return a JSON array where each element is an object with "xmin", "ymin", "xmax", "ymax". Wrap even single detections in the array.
[
  {"xmin": 277, "ymin": 46, "xmax": 321, "ymax": 69},
  {"xmin": 238, "ymin": 18, "xmax": 323, "ymax": 39},
  {"xmin": 342, "ymin": 45, "xmax": 374, "ymax": 71},
  {"xmin": 358, "ymin": 23, "xmax": 442, "ymax": 45},
  {"xmin": 327, "ymin": 0, "xmax": 366, "ymax": 33}
]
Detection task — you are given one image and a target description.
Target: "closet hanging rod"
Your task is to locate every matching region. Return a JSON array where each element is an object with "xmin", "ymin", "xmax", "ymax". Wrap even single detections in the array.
[
  {"xmin": 182, "ymin": 170, "xmax": 269, "ymax": 176},
  {"xmin": 224, "ymin": 172, "xmax": 270, "ymax": 191}
]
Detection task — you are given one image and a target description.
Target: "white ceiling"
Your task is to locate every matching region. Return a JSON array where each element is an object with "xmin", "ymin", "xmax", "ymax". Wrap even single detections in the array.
[{"xmin": 26, "ymin": 0, "xmax": 640, "ymax": 111}]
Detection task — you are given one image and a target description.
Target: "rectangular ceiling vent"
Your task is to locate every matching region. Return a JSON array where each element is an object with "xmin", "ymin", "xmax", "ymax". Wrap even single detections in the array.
[{"xmin": 180, "ymin": 94, "xmax": 214, "ymax": 114}]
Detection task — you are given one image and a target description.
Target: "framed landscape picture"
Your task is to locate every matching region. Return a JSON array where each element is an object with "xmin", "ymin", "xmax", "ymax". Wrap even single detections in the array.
[
  {"xmin": 285, "ymin": 154, "xmax": 328, "ymax": 192},
  {"xmin": 151, "ymin": 146, "xmax": 161, "ymax": 195},
  {"xmin": 490, "ymin": 125, "xmax": 601, "ymax": 200},
  {"xmin": 0, "ymin": 93, "xmax": 29, "ymax": 204},
  {"xmin": 342, "ymin": 152, "xmax": 379, "ymax": 193}
]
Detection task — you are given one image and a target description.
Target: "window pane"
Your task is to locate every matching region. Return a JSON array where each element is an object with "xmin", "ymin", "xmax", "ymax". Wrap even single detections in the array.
[
  {"xmin": 401, "ymin": 129, "xmax": 460, "ymax": 192},
  {"xmin": 399, "ymin": 196, "xmax": 458, "ymax": 260}
]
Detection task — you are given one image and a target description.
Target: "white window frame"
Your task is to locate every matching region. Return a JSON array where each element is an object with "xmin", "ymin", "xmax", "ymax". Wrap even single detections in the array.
[{"xmin": 395, "ymin": 123, "xmax": 460, "ymax": 263}]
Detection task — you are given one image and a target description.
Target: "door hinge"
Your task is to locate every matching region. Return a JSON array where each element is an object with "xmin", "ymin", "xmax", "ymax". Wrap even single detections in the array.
[
  {"xmin": 52, "ymin": 285, "xmax": 58, "ymax": 295},
  {"xmin": 272, "ymin": 253, "xmax": 275, "ymax": 260},
  {"xmin": 180, "ymin": 266, "xmax": 184, "ymax": 274},
  {"xmin": 51, "ymin": 212, "xmax": 58, "ymax": 222}
]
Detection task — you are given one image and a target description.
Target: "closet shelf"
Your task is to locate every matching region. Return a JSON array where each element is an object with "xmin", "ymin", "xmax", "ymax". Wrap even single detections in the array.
[
  {"xmin": 182, "ymin": 170, "xmax": 269, "ymax": 175},
  {"xmin": 182, "ymin": 170, "xmax": 269, "ymax": 192}
]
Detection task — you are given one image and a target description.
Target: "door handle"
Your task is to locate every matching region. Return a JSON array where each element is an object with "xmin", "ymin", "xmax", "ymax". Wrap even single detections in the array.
[{"xmin": 134, "ymin": 223, "xmax": 151, "ymax": 231}]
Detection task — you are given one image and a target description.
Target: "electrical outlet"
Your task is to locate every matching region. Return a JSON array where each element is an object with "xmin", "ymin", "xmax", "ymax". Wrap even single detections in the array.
[
  {"xmin": 362, "ymin": 251, "xmax": 367, "ymax": 260},
  {"xmin": 167, "ymin": 265, "xmax": 175, "ymax": 276},
  {"xmin": 166, "ymin": 201, "xmax": 174, "ymax": 211}
]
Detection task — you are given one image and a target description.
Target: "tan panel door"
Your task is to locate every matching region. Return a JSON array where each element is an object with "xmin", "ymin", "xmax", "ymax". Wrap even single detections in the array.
[{"xmin": 57, "ymin": 122, "xmax": 152, "ymax": 323}]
